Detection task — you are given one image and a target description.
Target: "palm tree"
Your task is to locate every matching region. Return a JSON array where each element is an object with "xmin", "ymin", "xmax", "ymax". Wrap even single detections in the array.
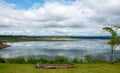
[{"xmin": 103, "ymin": 26, "xmax": 120, "ymax": 63}]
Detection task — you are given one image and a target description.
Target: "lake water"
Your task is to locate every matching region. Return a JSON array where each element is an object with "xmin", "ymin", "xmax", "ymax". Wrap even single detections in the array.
[{"xmin": 0, "ymin": 39, "xmax": 120, "ymax": 60}]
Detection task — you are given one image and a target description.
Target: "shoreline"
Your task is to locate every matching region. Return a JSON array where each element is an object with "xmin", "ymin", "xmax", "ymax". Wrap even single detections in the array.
[
  {"xmin": 0, "ymin": 38, "xmax": 80, "ymax": 43},
  {"xmin": 0, "ymin": 44, "xmax": 10, "ymax": 49}
]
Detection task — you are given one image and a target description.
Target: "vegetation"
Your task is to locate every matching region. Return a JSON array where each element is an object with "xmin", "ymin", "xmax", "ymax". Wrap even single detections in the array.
[
  {"xmin": 0, "ymin": 35, "xmax": 73, "ymax": 42},
  {"xmin": 72, "ymin": 57, "xmax": 80, "ymax": 63},
  {"xmin": 53, "ymin": 56, "xmax": 70, "ymax": 64},
  {"xmin": 0, "ymin": 42, "xmax": 3, "ymax": 44},
  {"xmin": 0, "ymin": 57, "xmax": 5, "ymax": 63},
  {"xmin": 0, "ymin": 35, "xmax": 114, "ymax": 42},
  {"xmin": 0, "ymin": 63, "xmax": 120, "ymax": 73},
  {"xmin": 84, "ymin": 54, "xmax": 93, "ymax": 63},
  {"xmin": 103, "ymin": 26, "xmax": 120, "ymax": 63},
  {"xmin": 0, "ymin": 55, "xmax": 120, "ymax": 64},
  {"xmin": 6, "ymin": 57, "xmax": 26, "ymax": 64},
  {"xmin": 0, "ymin": 56, "xmax": 70, "ymax": 64}
]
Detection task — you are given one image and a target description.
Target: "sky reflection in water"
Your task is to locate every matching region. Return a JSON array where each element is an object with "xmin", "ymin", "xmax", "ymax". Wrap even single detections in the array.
[{"xmin": 0, "ymin": 39, "xmax": 120, "ymax": 60}]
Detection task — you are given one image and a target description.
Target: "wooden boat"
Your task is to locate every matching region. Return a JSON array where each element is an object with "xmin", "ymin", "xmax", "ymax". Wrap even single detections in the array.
[{"xmin": 36, "ymin": 63, "xmax": 75, "ymax": 69}]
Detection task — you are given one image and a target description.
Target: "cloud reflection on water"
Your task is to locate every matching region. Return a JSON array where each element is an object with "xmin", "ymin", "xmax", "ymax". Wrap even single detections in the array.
[{"xmin": 0, "ymin": 39, "xmax": 120, "ymax": 60}]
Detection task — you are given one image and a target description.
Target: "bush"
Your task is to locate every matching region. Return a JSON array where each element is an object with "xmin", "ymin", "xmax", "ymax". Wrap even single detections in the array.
[
  {"xmin": 0, "ymin": 42, "xmax": 3, "ymax": 44},
  {"xmin": 79, "ymin": 59, "xmax": 84, "ymax": 63},
  {"xmin": 5, "ymin": 58, "xmax": 14, "ymax": 63},
  {"xmin": 115, "ymin": 58, "xmax": 120, "ymax": 63},
  {"xmin": 27, "ymin": 56, "xmax": 37, "ymax": 64},
  {"xmin": 72, "ymin": 57, "xmax": 79, "ymax": 63},
  {"xmin": 84, "ymin": 54, "xmax": 93, "ymax": 63},
  {"xmin": 37, "ymin": 57, "xmax": 49, "ymax": 63},
  {"xmin": 54, "ymin": 56, "xmax": 69, "ymax": 64},
  {"xmin": 48, "ymin": 60, "xmax": 54, "ymax": 64},
  {"xmin": 0, "ymin": 57, "xmax": 5, "ymax": 63},
  {"xmin": 14, "ymin": 57, "xmax": 26, "ymax": 64},
  {"xmin": 0, "ymin": 55, "xmax": 110, "ymax": 64},
  {"xmin": 5, "ymin": 57, "xmax": 26, "ymax": 64}
]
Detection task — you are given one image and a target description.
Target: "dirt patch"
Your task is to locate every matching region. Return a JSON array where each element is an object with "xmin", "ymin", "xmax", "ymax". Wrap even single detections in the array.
[{"xmin": 36, "ymin": 63, "xmax": 75, "ymax": 69}]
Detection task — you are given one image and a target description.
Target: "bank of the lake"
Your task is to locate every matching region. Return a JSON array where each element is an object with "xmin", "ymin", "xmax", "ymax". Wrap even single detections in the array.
[
  {"xmin": 0, "ymin": 43, "xmax": 10, "ymax": 49},
  {"xmin": 0, "ymin": 63, "xmax": 120, "ymax": 73},
  {"xmin": 0, "ymin": 35, "xmax": 110, "ymax": 42},
  {"xmin": 0, "ymin": 35, "xmax": 79, "ymax": 42}
]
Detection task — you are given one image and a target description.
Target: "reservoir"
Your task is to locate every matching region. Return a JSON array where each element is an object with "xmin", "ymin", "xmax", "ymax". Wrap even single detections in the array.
[{"xmin": 0, "ymin": 39, "xmax": 120, "ymax": 60}]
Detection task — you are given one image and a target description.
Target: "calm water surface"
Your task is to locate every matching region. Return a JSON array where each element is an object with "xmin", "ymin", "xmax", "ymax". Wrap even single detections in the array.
[{"xmin": 0, "ymin": 39, "xmax": 120, "ymax": 60}]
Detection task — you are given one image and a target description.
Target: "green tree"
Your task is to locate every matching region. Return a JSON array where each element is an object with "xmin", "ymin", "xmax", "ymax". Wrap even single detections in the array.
[{"xmin": 103, "ymin": 26, "xmax": 120, "ymax": 63}]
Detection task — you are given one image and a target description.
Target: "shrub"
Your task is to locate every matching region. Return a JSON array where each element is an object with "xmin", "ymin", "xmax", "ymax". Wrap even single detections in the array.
[
  {"xmin": 14, "ymin": 57, "xmax": 26, "ymax": 64},
  {"xmin": 0, "ymin": 42, "xmax": 3, "ymax": 44},
  {"xmin": 27, "ymin": 56, "xmax": 37, "ymax": 64},
  {"xmin": 115, "ymin": 58, "xmax": 120, "ymax": 63},
  {"xmin": 72, "ymin": 57, "xmax": 79, "ymax": 63},
  {"xmin": 0, "ymin": 56, "xmax": 111, "ymax": 64},
  {"xmin": 79, "ymin": 59, "xmax": 84, "ymax": 63},
  {"xmin": 54, "ymin": 56, "xmax": 69, "ymax": 64},
  {"xmin": 5, "ymin": 58, "xmax": 15, "ymax": 63},
  {"xmin": 5, "ymin": 57, "xmax": 26, "ymax": 64},
  {"xmin": 84, "ymin": 54, "xmax": 93, "ymax": 63},
  {"xmin": 48, "ymin": 60, "xmax": 54, "ymax": 64},
  {"xmin": 0, "ymin": 57, "xmax": 5, "ymax": 63},
  {"xmin": 37, "ymin": 57, "xmax": 49, "ymax": 63}
]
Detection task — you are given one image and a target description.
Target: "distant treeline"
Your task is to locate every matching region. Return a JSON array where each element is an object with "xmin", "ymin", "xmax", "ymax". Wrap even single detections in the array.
[
  {"xmin": 0, "ymin": 35, "xmax": 70, "ymax": 38},
  {"xmin": 0, "ymin": 35, "xmax": 71, "ymax": 42},
  {"xmin": 0, "ymin": 35, "xmax": 115, "ymax": 39},
  {"xmin": 0, "ymin": 35, "xmax": 119, "ymax": 42}
]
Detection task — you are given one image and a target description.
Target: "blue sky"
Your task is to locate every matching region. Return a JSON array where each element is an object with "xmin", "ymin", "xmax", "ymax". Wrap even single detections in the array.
[
  {"xmin": 0, "ymin": 0, "xmax": 120, "ymax": 36},
  {"xmin": 4, "ymin": 0, "xmax": 45, "ymax": 9},
  {"xmin": 4, "ymin": 0, "xmax": 76, "ymax": 9}
]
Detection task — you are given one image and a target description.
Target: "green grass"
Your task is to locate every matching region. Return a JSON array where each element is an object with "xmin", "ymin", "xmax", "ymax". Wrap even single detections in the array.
[{"xmin": 0, "ymin": 63, "xmax": 120, "ymax": 73}]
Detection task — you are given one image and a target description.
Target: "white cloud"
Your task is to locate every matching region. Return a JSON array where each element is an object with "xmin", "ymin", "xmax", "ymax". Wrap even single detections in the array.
[{"xmin": 0, "ymin": 0, "xmax": 120, "ymax": 35}]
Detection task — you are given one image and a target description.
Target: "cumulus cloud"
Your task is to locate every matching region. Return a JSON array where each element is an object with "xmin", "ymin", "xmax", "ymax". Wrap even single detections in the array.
[{"xmin": 0, "ymin": 0, "xmax": 120, "ymax": 35}]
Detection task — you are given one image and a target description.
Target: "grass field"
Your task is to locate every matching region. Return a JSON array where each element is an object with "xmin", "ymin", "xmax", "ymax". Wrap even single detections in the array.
[{"xmin": 0, "ymin": 63, "xmax": 120, "ymax": 73}]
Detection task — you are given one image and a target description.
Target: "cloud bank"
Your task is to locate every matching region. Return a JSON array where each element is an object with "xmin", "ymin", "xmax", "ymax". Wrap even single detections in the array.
[{"xmin": 0, "ymin": 0, "xmax": 120, "ymax": 36}]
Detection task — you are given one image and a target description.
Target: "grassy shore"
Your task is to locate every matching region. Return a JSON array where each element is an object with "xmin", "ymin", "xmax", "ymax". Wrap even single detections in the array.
[{"xmin": 0, "ymin": 63, "xmax": 120, "ymax": 73}]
